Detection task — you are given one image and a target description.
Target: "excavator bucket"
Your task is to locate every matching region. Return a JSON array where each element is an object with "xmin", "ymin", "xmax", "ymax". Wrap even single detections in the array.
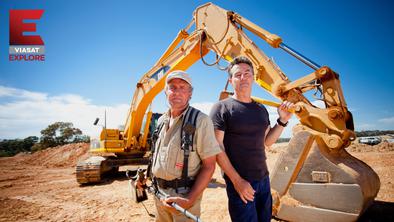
[{"xmin": 270, "ymin": 130, "xmax": 380, "ymax": 222}]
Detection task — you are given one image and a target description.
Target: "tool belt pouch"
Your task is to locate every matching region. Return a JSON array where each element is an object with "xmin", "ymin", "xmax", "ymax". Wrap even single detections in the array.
[
  {"xmin": 129, "ymin": 179, "xmax": 148, "ymax": 203},
  {"xmin": 156, "ymin": 177, "xmax": 195, "ymax": 192}
]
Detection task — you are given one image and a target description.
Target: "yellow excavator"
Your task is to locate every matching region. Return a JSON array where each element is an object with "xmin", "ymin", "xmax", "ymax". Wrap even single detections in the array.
[{"xmin": 76, "ymin": 3, "xmax": 380, "ymax": 221}]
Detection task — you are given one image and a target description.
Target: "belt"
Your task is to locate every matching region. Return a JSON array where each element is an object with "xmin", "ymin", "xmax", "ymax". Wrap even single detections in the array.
[{"xmin": 155, "ymin": 177, "xmax": 195, "ymax": 189}]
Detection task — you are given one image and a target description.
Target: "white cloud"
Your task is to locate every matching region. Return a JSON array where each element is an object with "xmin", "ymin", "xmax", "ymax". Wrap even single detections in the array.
[
  {"xmin": 190, "ymin": 102, "xmax": 214, "ymax": 115},
  {"xmin": 5, "ymin": 85, "xmax": 367, "ymax": 141},
  {"xmin": 311, "ymin": 100, "xmax": 325, "ymax": 108},
  {"xmin": 266, "ymin": 106, "xmax": 277, "ymax": 115},
  {"xmin": 348, "ymin": 107, "xmax": 357, "ymax": 112},
  {"xmin": 355, "ymin": 123, "xmax": 376, "ymax": 131},
  {"xmin": 0, "ymin": 85, "xmax": 47, "ymax": 101},
  {"xmin": 378, "ymin": 116, "xmax": 394, "ymax": 124},
  {"xmin": 267, "ymin": 111, "xmax": 298, "ymax": 138},
  {"xmin": 0, "ymin": 86, "xmax": 129, "ymax": 139}
]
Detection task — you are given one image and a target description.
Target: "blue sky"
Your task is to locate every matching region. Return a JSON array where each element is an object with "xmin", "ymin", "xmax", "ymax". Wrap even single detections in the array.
[{"xmin": 1, "ymin": 0, "xmax": 393, "ymax": 139}]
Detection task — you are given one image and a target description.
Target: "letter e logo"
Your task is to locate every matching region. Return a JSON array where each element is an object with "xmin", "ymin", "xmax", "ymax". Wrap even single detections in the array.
[{"xmin": 9, "ymin": 10, "xmax": 44, "ymax": 45}]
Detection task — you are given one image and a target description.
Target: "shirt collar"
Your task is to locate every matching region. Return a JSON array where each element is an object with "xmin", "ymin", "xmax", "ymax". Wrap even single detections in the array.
[{"xmin": 164, "ymin": 104, "xmax": 190, "ymax": 122}]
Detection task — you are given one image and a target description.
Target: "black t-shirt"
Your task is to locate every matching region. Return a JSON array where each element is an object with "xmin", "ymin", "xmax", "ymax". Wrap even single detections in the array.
[{"xmin": 210, "ymin": 97, "xmax": 271, "ymax": 182}]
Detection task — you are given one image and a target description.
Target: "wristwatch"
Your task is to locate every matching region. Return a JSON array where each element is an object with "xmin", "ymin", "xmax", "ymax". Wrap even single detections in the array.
[{"xmin": 277, "ymin": 118, "xmax": 288, "ymax": 127}]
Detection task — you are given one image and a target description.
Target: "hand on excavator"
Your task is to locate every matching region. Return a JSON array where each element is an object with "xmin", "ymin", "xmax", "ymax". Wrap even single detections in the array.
[
  {"xmin": 233, "ymin": 177, "xmax": 255, "ymax": 204},
  {"xmin": 278, "ymin": 101, "xmax": 295, "ymax": 124}
]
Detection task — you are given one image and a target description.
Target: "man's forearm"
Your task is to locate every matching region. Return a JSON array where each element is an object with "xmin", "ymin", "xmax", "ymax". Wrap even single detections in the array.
[
  {"xmin": 186, "ymin": 158, "xmax": 216, "ymax": 203},
  {"xmin": 265, "ymin": 124, "xmax": 285, "ymax": 146},
  {"xmin": 213, "ymin": 130, "xmax": 243, "ymax": 185},
  {"xmin": 216, "ymin": 151, "xmax": 242, "ymax": 184}
]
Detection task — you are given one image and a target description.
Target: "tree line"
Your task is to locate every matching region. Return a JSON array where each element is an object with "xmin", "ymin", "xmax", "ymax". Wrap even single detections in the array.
[
  {"xmin": 1, "ymin": 123, "xmax": 392, "ymax": 157},
  {"xmin": 0, "ymin": 122, "xmax": 89, "ymax": 157},
  {"xmin": 273, "ymin": 130, "xmax": 394, "ymax": 144},
  {"xmin": 355, "ymin": 130, "xmax": 394, "ymax": 137}
]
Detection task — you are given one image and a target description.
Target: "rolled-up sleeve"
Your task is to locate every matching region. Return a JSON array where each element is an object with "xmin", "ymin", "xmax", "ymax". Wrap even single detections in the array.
[
  {"xmin": 209, "ymin": 102, "xmax": 226, "ymax": 131},
  {"xmin": 196, "ymin": 114, "xmax": 221, "ymax": 160}
]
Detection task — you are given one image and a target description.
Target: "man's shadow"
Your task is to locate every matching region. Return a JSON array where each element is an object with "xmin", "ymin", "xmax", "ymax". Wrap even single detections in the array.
[{"xmin": 358, "ymin": 200, "xmax": 394, "ymax": 222}]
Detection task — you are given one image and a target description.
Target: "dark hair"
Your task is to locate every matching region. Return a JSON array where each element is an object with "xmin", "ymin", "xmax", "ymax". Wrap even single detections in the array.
[{"xmin": 227, "ymin": 56, "xmax": 254, "ymax": 77}]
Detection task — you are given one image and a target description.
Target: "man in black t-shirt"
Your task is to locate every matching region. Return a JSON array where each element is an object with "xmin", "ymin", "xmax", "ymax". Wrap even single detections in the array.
[{"xmin": 210, "ymin": 56, "xmax": 294, "ymax": 222}]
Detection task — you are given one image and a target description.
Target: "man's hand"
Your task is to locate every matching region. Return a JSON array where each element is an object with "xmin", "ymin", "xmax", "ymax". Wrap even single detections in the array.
[
  {"xmin": 214, "ymin": 131, "xmax": 255, "ymax": 204},
  {"xmin": 233, "ymin": 177, "xmax": 255, "ymax": 204},
  {"xmin": 278, "ymin": 100, "xmax": 294, "ymax": 123},
  {"xmin": 162, "ymin": 196, "xmax": 194, "ymax": 214}
]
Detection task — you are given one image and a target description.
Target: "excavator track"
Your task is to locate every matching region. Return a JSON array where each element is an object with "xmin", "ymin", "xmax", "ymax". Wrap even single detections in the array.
[
  {"xmin": 76, "ymin": 156, "xmax": 108, "ymax": 184},
  {"xmin": 76, "ymin": 155, "xmax": 150, "ymax": 184}
]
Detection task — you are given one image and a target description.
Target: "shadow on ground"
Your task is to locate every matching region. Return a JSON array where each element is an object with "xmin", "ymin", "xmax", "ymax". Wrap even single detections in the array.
[
  {"xmin": 79, "ymin": 170, "xmax": 130, "ymax": 187},
  {"xmin": 358, "ymin": 200, "xmax": 394, "ymax": 222}
]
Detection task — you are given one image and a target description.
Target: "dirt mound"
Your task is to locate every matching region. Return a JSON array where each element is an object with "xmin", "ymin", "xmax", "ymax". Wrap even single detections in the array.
[
  {"xmin": 346, "ymin": 141, "xmax": 394, "ymax": 153},
  {"xmin": 18, "ymin": 143, "xmax": 90, "ymax": 168}
]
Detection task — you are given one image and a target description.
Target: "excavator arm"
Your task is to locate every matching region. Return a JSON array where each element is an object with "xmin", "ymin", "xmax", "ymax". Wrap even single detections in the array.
[
  {"xmin": 123, "ymin": 3, "xmax": 355, "ymax": 152},
  {"xmin": 122, "ymin": 29, "xmax": 209, "ymax": 150},
  {"xmin": 80, "ymin": 3, "xmax": 379, "ymax": 221}
]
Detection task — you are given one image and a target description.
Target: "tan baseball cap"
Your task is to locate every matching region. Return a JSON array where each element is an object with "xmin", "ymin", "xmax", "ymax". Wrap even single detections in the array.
[{"xmin": 166, "ymin": 70, "xmax": 192, "ymax": 86}]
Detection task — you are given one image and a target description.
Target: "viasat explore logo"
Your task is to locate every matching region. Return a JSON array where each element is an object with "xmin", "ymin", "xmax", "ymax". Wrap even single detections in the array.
[{"xmin": 9, "ymin": 9, "xmax": 45, "ymax": 62}]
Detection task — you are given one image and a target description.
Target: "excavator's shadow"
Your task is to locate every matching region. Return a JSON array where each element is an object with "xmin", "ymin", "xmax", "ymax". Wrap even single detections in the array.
[
  {"xmin": 78, "ymin": 170, "xmax": 132, "ymax": 187},
  {"xmin": 357, "ymin": 200, "xmax": 394, "ymax": 222}
]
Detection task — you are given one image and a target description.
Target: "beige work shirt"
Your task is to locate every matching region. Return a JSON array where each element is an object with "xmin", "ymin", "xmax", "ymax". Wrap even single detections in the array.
[{"xmin": 152, "ymin": 106, "xmax": 221, "ymax": 181}]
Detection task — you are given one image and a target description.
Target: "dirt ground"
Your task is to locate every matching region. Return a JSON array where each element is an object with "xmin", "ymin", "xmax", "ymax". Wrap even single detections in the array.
[{"xmin": 0, "ymin": 141, "xmax": 393, "ymax": 222}]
